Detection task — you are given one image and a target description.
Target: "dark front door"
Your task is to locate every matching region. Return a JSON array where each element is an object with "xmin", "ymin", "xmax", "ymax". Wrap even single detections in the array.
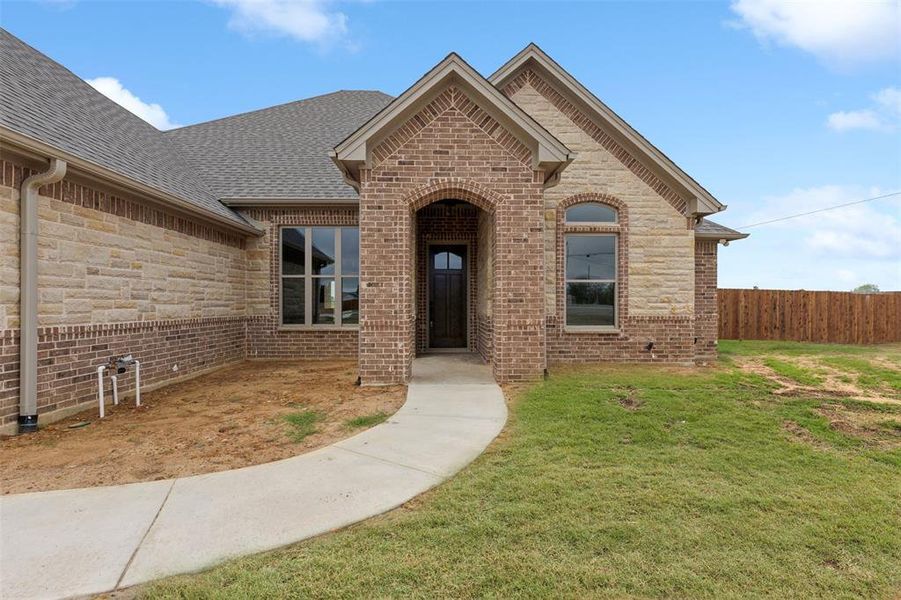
[{"xmin": 429, "ymin": 245, "xmax": 467, "ymax": 348}]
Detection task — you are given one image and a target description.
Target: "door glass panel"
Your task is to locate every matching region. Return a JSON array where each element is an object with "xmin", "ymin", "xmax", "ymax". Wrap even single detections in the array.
[
  {"xmin": 281, "ymin": 228, "xmax": 305, "ymax": 275},
  {"xmin": 311, "ymin": 228, "xmax": 336, "ymax": 275},
  {"xmin": 434, "ymin": 251, "xmax": 448, "ymax": 270},
  {"xmin": 341, "ymin": 277, "xmax": 359, "ymax": 325},
  {"xmin": 566, "ymin": 235, "xmax": 615, "ymax": 280},
  {"xmin": 313, "ymin": 277, "xmax": 336, "ymax": 324},
  {"xmin": 448, "ymin": 252, "xmax": 463, "ymax": 270}
]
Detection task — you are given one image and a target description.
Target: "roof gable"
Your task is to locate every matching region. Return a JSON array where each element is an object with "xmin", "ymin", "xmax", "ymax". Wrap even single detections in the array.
[
  {"xmin": 333, "ymin": 53, "xmax": 573, "ymax": 189},
  {"xmin": 490, "ymin": 44, "xmax": 724, "ymax": 217}
]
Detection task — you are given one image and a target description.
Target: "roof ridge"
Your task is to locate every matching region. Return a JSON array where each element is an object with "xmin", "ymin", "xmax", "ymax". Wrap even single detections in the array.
[{"xmin": 166, "ymin": 89, "xmax": 393, "ymax": 133}]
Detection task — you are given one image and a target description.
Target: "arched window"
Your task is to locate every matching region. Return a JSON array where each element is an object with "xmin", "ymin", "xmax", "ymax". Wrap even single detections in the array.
[
  {"xmin": 562, "ymin": 200, "xmax": 620, "ymax": 329},
  {"xmin": 565, "ymin": 202, "xmax": 617, "ymax": 224}
]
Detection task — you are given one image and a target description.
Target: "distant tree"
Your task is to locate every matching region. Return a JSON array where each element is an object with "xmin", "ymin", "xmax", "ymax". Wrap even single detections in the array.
[{"xmin": 853, "ymin": 283, "xmax": 880, "ymax": 294}]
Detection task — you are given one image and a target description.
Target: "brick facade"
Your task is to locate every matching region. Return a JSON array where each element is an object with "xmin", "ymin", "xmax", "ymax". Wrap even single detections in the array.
[
  {"xmin": 1, "ymin": 58, "xmax": 727, "ymax": 430},
  {"xmin": 0, "ymin": 317, "xmax": 245, "ymax": 429},
  {"xmin": 694, "ymin": 240, "xmax": 719, "ymax": 364},
  {"xmin": 1, "ymin": 154, "xmax": 253, "ymax": 431},
  {"xmin": 357, "ymin": 85, "xmax": 546, "ymax": 384}
]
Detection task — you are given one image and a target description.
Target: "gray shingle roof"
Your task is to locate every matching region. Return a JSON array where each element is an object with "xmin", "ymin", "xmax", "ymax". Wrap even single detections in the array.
[
  {"xmin": 696, "ymin": 218, "xmax": 748, "ymax": 240},
  {"xmin": 165, "ymin": 90, "xmax": 393, "ymax": 200},
  {"xmin": 0, "ymin": 28, "xmax": 249, "ymax": 227}
]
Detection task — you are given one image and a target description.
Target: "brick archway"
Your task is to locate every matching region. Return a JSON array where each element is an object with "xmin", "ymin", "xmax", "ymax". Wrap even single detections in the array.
[
  {"xmin": 405, "ymin": 178, "xmax": 504, "ymax": 215},
  {"xmin": 407, "ymin": 181, "xmax": 501, "ymax": 364}
]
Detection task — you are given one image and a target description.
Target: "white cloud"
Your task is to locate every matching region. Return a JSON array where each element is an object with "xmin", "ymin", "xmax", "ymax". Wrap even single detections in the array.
[
  {"xmin": 826, "ymin": 86, "xmax": 901, "ymax": 132},
  {"xmin": 873, "ymin": 87, "xmax": 901, "ymax": 116},
  {"xmin": 730, "ymin": 0, "xmax": 900, "ymax": 67},
  {"xmin": 744, "ymin": 185, "xmax": 901, "ymax": 261},
  {"xmin": 826, "ymin": 109, "xmax": 884, "ymax": 132},
  {"xmin": 86, "ymin": 77, "xmax": 180, "ymax": 130},
  {"xmin": 212, "ymin": 0, "xmax": 348, "ymax": 44}
]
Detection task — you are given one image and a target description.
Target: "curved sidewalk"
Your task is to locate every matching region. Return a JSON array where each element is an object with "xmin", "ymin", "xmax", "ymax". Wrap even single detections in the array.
[{"xmin": 0, "ymin": 354, "xmax": 506, "ymax": 600}]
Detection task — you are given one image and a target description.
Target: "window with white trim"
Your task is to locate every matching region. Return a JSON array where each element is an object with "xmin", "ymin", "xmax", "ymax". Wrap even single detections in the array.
[
  {"xmin": 563, "ymin": 203, "xmax": 618, "ymax": 328},
  {"xmin": 280, "ymin": 226, "xmax": 359, "ymax": 327}
]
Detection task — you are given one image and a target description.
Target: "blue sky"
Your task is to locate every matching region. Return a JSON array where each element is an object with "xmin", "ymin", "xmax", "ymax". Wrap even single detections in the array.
[{"xmin": 3, "ymin": 0, "xmax": 899, "ymax": 291}]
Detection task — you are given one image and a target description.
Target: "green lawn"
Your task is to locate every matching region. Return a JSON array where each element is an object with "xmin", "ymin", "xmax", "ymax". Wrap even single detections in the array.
[{"xmin": 145, "ymin": 341, "xmax": 901, "ymax": 599}]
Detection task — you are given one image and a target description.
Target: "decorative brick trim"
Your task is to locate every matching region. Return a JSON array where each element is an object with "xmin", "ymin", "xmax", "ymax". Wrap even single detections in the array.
[
  {"xmin": 499, "ymin": 70, "xmax": 530, "ymax": 98},
  {"xmin": 1, "ymin": 159, "xmax": 245, "ymax": 249},
  {"xmin": 505, "ymin": 70, "xmax": 690, "ymax": 215},
  {"xmin": 546, "ymin": 315, "xmax": 697, "ymax": 364},
  {"xmin": 405, "ymin": 178, "xmax": 504, "ymax": 214},
  {"xmin": 555, "ymin": 193, "xmax": 630, "ymax": 326},
  {"xmin": 371, "ymin": 85, "xmax": 533, "ymax": 170}
]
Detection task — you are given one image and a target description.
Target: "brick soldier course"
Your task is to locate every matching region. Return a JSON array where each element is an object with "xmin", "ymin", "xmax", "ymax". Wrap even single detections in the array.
[{"xmin": 0, "ymin": 33, "xmax": 746, "ymax": 432}]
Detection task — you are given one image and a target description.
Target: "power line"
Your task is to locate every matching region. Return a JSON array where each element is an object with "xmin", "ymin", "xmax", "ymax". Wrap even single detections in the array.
[{"xmin": 738, "ymin": 190, "xmax": 901, "ymax": 229}]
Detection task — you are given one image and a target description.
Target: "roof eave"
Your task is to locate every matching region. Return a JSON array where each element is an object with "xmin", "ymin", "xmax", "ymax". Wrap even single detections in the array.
[
  {"xmin": 695, "ymin": 232, "xmax": 749, "ymax": 242},
  {"xmin": 1, "ymin": 127, "xmax": 264, "ymax": 237},
  {"xmin": 222, "ymin": 196, "xmax": 359, "ymax": 207}
]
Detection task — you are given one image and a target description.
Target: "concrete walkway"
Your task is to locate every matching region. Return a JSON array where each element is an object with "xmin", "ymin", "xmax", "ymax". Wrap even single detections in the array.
[{"xmin": 0, "ymin": 354, "xmax": 505, "ymax": 600}]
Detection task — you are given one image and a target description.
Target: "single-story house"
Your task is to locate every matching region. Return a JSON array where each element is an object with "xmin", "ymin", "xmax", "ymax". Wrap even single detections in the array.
[{"xmin": 0, "ymin": 29, "xmax": 747, "ymax": 434}]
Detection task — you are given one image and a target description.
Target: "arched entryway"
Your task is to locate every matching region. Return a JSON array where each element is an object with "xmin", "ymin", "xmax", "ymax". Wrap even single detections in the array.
[{"xmin": 414, "ymin": 199, "xmax": 494, "ymax": 362}]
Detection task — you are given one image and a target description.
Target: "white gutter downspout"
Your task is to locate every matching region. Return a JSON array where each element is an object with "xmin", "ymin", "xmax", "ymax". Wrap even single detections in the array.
[{"xmin": 18, "ymin": 158, "xmax": 67, "ymax": 433}]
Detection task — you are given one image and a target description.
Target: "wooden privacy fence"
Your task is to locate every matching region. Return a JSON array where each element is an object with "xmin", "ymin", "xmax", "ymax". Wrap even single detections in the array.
[{"xmin": 718, "ymin": 289, "xmax": 901, "ymax": 344}]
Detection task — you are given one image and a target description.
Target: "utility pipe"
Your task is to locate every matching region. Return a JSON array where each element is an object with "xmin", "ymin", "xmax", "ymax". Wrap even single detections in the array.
[
  {"xmin": 134, "ymin": 360, "xmax": 141, "ymax": 407},
  {"xmin": 111, "ymin": 375, "xmax": 119, "ymax": 406},
  {"xmin": 96, "ymin": 365, "xmax": 106, "ymax": 419},
  {"xmin": 18, "ymin": 158, "xmax": 67, "ymax": 434}
]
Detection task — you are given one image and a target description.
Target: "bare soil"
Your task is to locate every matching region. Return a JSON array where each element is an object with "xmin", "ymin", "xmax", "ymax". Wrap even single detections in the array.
[
  {"xmin": 737, "ymin": 358, "xmax": 899, "ymax": 405},
  {"xmin": 0, "ymin": 360, "xmax": 405, "ymax": 495}
]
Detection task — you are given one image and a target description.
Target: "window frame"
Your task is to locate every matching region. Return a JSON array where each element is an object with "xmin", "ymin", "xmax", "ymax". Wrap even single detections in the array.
[
  {"xmin": 278, "ymin": 225, "xmax": 359, "ymax": 330},
  {"xmin": 564, "ymin": 202, "xmax": 619, "ymax": 226},
  {"xmin": 557, "ymin": 198, "xmax": 627, "ymax": 335}
]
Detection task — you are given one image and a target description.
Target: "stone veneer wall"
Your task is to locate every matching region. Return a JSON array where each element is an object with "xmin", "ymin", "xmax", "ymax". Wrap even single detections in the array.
[
  {"xmin": 239, "ymin": 206, "xmax": 360, "ymax": 359},
  {"xmin": 414, "ymin": 202, "xmax": 479, "ymax": 354},
  {"xmin": 0, "ymin": 157, "xmax": 249, "ymax": 430},
  {"xmin": 358, "ymin": 85, "xmax": 546, "ymax": 384},
  {"xmin": 504, "ymin": 70, "xmax": 701, "ymax": 364},
  {"xmin": 694, "ymin": 240, "xmax": 719, "ymax": 364}
]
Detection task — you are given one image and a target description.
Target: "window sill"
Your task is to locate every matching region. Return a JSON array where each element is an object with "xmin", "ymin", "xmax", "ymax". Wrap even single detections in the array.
[
  {"xmin": 563, "ymin": 326, "xmax": 621, "ymax": 335},
  {"xmin": 278, "ymin": 325, "xmax": 360, "ymax": 332}
]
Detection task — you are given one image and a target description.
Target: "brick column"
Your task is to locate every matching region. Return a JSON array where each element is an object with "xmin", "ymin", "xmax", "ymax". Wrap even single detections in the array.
[
  {"xmin": 491, "ymin": 173, "xmax": 547, "ymax": 382},
  {"xmin": 358, "ymin": 170, "xmax": 415, "ymax": 385},
  {"xmin": 694, "ymin": 239, "xmax": 718, "ymax": 364}
]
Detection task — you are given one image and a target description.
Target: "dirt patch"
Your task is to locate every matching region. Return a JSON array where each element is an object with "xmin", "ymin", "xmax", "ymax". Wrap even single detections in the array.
[
  {"xmin": 616, "ymin": 387, "xmax": 643, "ymax": 411},
  {"xmin": 817, "ymin": 403, "xmax": 901, "ymax": 450},
  {"xmin": 782, "ymin": 420, "xmax": 831, "ymax": 451},
  {"xmin": 737, "ymin": 356, "xmax": 899, "ymax": 405},
  {"xmin": 0, "ymin": 360, "xmax": 405, "ymax": 495}
]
